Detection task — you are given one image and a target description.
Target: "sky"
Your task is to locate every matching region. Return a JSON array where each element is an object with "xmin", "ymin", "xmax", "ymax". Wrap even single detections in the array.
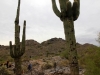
[{"xmin": 0, "ymin": 0, "xmax": 100, "ymax": 46}]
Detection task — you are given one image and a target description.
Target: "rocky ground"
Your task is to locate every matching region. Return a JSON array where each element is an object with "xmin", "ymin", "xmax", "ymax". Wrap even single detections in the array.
[{"xmin": 1, "ymin": 56, "xmax": 85, "ymax": 75}]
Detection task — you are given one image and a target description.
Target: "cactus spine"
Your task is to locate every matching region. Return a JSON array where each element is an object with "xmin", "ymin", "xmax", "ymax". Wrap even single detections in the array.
[
  {"xmin": 51, "ymin": 0, "xmax": 80, "ymax": 75},
  {"xmin": 9, "ymin": 0, "xmax": 26, "ymax": 75}
]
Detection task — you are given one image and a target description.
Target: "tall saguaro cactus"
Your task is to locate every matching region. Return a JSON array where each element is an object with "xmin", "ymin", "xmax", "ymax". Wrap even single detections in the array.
[
  {"xmin": 51, "ymin": 0, "xmax": 80, "ymax": 75},
  {"xmin": 9, "ymin": 0, "xmax": 26, "ymax": 75}
]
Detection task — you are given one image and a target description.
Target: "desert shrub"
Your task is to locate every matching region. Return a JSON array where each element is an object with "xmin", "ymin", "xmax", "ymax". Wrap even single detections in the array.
[
  {"xmin": 84, "ymin": 47, "xmax": 100, "ymax": 75},
  {"xmin": 85, "ymin": 59, "xmax": 100, "ymax": 75},
  {"xmin": 42, "ymin": 62, "xmax": 53, "ymax": 70},
  {"xmin": 60, "ymin": 49, "xmax": 68, "ymax": 59},
  {"xmin": 0, "ymin": 66, "xmax": 12, "ymax": 75},
  {"xmin": 58, "ymin": 60, "xmax": 69, "ymax": 67}
]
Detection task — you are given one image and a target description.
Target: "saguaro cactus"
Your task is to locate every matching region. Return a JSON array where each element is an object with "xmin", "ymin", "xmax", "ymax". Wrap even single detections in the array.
[
  {"xmin": 51, "ymin": 0, "xmax": 80, "ymax": 75},
  {"xmin": 9, "ymin": 0, "xmax": 26, "ymax": 75}
]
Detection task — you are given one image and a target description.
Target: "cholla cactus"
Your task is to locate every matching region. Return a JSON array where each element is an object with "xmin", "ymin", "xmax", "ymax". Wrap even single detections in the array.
[
  {"xmin": 9, "ymin": 0, "xmax": 26, "ymax": 75},
  {"xmin": 51, "ymin": 0, "xmax": 80, "ymax": 75}
]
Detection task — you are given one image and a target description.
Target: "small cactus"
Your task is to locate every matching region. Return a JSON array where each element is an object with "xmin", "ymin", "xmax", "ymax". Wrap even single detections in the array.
[
  {"xmin": 9, "ymin": 0, "xmax": 26, "ymax": 75},
  {"xmin": 51, "ymin": 0, "xmax": 80, "ymax": 75}
]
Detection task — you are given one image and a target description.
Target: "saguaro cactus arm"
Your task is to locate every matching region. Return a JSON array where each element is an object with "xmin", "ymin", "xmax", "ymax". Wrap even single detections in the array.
[
  {"xmin": 75, "ymin": 0, "xmax": 80, "ymax": 8},
  {"xmin": 9, "ymin": 41, "xmax": 15, "ymax": 58},
  {"xmin": 51, "ymin": 0, "xmax": 61, "ymax": 18},
  {"xmin": 10, "ymin": 21, "xmax": 26, "ymax": 58},
  {"xmin": 21, "ymin": 20, "xmax": 26, "ymax": 54},
  {"xmin": 72, "ymin": 0, "xmax": 80, "ymax": 21},
  {"xmin": 66, "ymin": 1, "xmax": 72, "ymax": 19},
  {"xmin": 9, "ymin": 41, "xmax": 17, "ymax": 58},
  {"xmin": 59, "ymin": 0, "xmax": 69, "ymax": 11}
]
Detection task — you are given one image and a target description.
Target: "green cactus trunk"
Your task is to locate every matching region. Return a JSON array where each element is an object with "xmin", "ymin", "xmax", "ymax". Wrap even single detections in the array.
[
  {"xmin": 9, "ymin": 0, "xmax": 26, "ymax": 75},
  {"xmin": 63, "ymin": 18, "xmax": 79, "ymax": 75},
  {"xmin": 14, "ymin": 58, "xmax": 22, "ymax": 75},
  {"xmin": 51, "ymin": 0, "xmax": 80, "ymax": 75}
]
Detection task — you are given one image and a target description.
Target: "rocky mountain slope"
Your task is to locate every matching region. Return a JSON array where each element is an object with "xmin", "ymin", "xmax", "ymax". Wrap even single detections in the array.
[{"xmin": 0, "ymin": 37, "xmax": 97, "ymax": 62}]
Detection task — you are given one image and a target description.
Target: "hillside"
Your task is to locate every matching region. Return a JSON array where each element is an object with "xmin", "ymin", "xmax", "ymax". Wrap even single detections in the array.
[{"xmin": 0, "ymin": 37, "xmax": 97, "ymax": 62}]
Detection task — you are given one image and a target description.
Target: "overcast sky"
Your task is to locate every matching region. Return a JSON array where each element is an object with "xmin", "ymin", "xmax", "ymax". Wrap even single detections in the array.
[{"xmin": 0, "ymin": 0, "xmax": 100, "ymax": 46}]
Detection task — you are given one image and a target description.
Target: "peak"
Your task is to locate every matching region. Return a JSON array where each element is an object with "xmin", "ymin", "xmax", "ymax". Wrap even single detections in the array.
[
  {"xmin": 25, "ymin": 39, "xmax": 40, "ymax": 46},
  {"xmin": 41, "ymin": 37, "xmax": 65, "ymax": 45}
]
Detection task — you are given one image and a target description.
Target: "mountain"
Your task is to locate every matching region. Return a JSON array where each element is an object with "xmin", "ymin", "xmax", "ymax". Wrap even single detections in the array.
[{"xmin": 0, "ymin": 37, "xmax": 97, "ymax": 62}]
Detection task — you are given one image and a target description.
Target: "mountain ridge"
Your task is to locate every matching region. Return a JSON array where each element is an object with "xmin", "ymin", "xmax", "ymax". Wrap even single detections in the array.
[{"xmin": 0, "ymin": 37, "xmax": 97, "ymax": 62}]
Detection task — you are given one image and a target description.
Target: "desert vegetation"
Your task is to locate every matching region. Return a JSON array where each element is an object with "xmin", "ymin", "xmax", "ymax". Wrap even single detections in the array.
[{"xmin": 0, "ymin": 38, "xmax": 100, "ymax": 75}]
